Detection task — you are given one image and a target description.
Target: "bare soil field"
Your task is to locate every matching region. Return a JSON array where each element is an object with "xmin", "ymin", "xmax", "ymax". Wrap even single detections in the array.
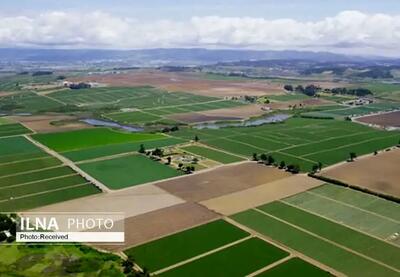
[
  {"xmin": 201, "ymin": 175, "xmax": 323, "ymax": 215},
  {"xmin": 29, "ymin": 184, "xmax": 184, "ymax": 218},
  {"xmin": 98, "ymin": 202, "xmax": 219, "ymax": 251},
  {"xmin": 155, "ymin": 162, "xmax": 291, "ymax": 202},
  {"xmin": 266, "ymin": 98, "xmax": 333, "ymax": 110},
  {"xmin": 355, "ymin": 111, "xmax": 400, "ymax": 128},
  {"xmin": 168, "ymin": 104, "xmax": 268, "ymax": 123},
  {"xmin": 9, "ymin": 114, "xmax": 91, "ymax": 133},
  {"xmin": 71, "ymin": 71, "xmax": 285, "ymax": 97},
  {"xmin": 0, "ymin": 91, "xmax": 17, "ymax": 97},
  {"xmin": 321, "ymin": 148, "xmax": 400, "ymax": 198}
]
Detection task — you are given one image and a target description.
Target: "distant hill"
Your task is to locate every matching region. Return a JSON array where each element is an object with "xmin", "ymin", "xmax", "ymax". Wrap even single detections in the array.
[{"xmin": 0, "ymin": 48, "xmax": 386, "ymax": 66}]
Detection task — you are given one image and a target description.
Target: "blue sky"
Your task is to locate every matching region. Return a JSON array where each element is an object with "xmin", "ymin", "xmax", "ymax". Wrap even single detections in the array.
[
  {"xmin": 2, "ymin": 0, "xmax": 400, "ymax": 20},
  {"xmin": 0, "ymin": 1, "xmax": 399, "ymax": 56}
]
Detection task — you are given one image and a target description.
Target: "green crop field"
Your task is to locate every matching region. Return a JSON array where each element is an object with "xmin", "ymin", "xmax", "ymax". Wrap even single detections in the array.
[
  {"xmin": 125, "ymin": 220, "xmax": 249, "ymax": 272},
  {"xmin": 181, "ymin": 145, "xmax": 244, "ymax": 163},
  {"xmin": 171, "ymin": 117, "xmax": 400, "ymax": 171},
  {"xmin": 283, "ymin": 184, "xmax": 400, "ymax": 244},
  {"xmin": 47, "ymin": 86, "xmax": 217, "ymax": 108},
  {"xmin": 32, "ymin": 128, "xmax": 166, "ymax": 152},
  {"xmin": 0, "ymin": 136, "xmax": 101, "ymax": 211},
  {"xmin": 0, "ymin": 117, "xmax": 13, "ymax": 125},
  {"xmin": 258, "ymin": 201, "xmax": 400, "ymax": 270},
  {"xmin": 63, "ymin": 137, "xmax": 184, "ymax": 162},
  {"xmin": 231, "ymin": 209, "xmax": 399, "ymax": 277},
  {"xmin": 0, "ymin": 123, "xmax": 31, "ymax": 138},
  {"xmin": 0, "ymin": 92, "xmax": 63, "ymax": 113},
  {"xmin": 78, "ymin": 154, "xmax": 181, "ymax": 189},
  {"xmin": 256, "ymin": 258, "xmax": 332, "ymax": 277},
  {"xmin": 158, "ymin": 238, "xmax": 289, "ymax": 277},
  {"xmin": 268, "ymin": 93, "xmax": 310, "ymax": 102}
]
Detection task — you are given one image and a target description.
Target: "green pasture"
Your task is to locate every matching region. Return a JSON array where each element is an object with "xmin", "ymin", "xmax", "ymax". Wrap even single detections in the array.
[
  {"xmin": 231, "ymin": 209, "xmax": 399, "ymax": 277},
  {"xmin": 78, "ymin": 154, "xmax": 181, "ymax": 189},
  {"xmin": 125, "ymin": 220, "xmax": 249, "ymax": 272},
  {"xmin": 182, "ymin": 145, "xmax": 244, "ymax": 163},
  {"xmin": 32, "ymin": 128, "xmax": 166, "ymax": 152},
  {"xmin": 158, "ymin": 238, "xmax": 289, "ymax": 277},
  {"xmin": 0, "ymin": 123, "xmax": 31, "ymax": 137}
]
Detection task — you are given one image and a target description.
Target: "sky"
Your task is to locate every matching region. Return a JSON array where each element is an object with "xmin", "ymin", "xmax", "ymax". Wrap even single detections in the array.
[{"xmin": 0, "ymin": 0, "xmax": 400, "ymax": 56}]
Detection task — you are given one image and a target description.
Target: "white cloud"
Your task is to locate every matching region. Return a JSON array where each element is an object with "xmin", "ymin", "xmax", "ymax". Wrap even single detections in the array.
[{"xmin": 0, "ymin": 10, "xmax": 399, "ymax": 56}]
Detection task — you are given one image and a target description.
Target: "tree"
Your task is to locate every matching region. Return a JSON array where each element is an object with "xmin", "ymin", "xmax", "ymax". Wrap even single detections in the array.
[
  {"xmin": 284, "ymin": 84, "xmax": 294, "ymax": 91},
  {"xmin": 318, "ymin": 162, "xmax": 323, "ymax": 171},
  {"xmin": 312, "ymin": 164, "xmax": 319, "ymax": 173},
  {"xmin": 152, "ymin": 148, "xmax": 163, "ymax": 157},
  {"xmin": 267, "ymin": 155, "xmax": 275, "ymax": 165},
  {"xmin": 138, "ymin": 144, "xmax": 146, "ymax": 154},
  {"xmin": 252, "ymin": 153, "xmax": 258, "ymax": 161},
  {"xmin": 260, "ymin": 154, "xmax": 267, "ymax": 163},
  {"xmin": 279, "ymin": 161, "xmax": 286, "ymax": 169},
  {"xmin": 349, "ymin": 152, "xmax": 357, "ymax": 161},
  {"xmin": 194, "ymin": 135, "xmax": 199, "ymax": 142},
  {"xmin": 166, "ymin": 156, "xmax": 172, "ymax": 165},
  {"xmin": 178, "ymin": 163, "xmax": 183, "ymax": 170}
]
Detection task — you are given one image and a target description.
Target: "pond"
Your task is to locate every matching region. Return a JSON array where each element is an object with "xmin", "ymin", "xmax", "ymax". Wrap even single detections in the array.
[
  {"xmin": 81, "ymin": 119, "xmax": 144, "ymax": 132},
  {"xmin": 193, "ymin": 114, "xmax": 291, "ymax": 129}
]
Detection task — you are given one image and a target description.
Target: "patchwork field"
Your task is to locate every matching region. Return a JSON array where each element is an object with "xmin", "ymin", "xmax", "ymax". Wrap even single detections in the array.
[
  {"xmin": 71, "ymin": 71, "xmax": 285, "ymax": 97},
  {"xmin": 124, "ymin": 219, "xmax": 297, "ymax": 276},
  {"xmin": 78, "ymin": 154, "xmax": 181, "ymax": 189},
  {"xmin": 302, "ymin": 102, "xmax": 400, "ymax": 119},
  {"xmin": 0, "ymin": 91, "xmax": 63, "ymax": 113},
  {"xmin": 106, "ymin": 99, "xmax": 245, "ymax": 124},
  {"xmin": 283, "ymin": 184, "xmax": 400, "ymax": 245},
  {"xmin": 231, "ymin": 183, "xmax": 400, "ymax": 277},
  {"xmin": 0, "ymin": 136, "xmax": 100, "ymax": 211},
  {"xmin": 321, "ymin": 148, "xmax": 400, "ymax": 197},
  {"xmin": 171, "ymin": 117, "xmax": 400, "ymax": 172}
]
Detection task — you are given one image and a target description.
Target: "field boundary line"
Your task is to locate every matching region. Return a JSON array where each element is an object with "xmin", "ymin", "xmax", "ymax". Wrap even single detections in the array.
[
  {"xmin": 253, "ymin": 208, "xmax": 400, "ymax": 273},
  {"xmin": 0, "ymin": 173, "xmax": 78, "ymax": 190},
  {"xmin": 246, "ymin": 255, "xmax": 293, "ymax": 277},
  {"xmin": 24, "ymin": 135, "xmax": 111, "ymax": 193},
  {"xmin": 224, "ymin": 217, "xmax": 345, "ymax": 277},
  {"xmin": 151, "ymin": 235, "xmax": 253, "ymax": 275},
  {"xmin": 305, "ymin": 191, "xmax": 400, "ymax": 224},
  {"xmin": 183, "ymin": 142, "xmax": 248, "ymax": 160},
  {"xmin": 274, "ymin": 150, "xmax": 317, "ymax": 164},
  {"xmin": 0, "ymin": 155, "xmax": 51, "ymax": 166},
  {"xmin": 279, "ymin": 200, "xmax": 400, "ymax": 249},
  {"xmin": 0, "ymin": 182, "xmax": 90, "ymax": 203},
  {"xmin": 0, "ymin": 164, "xmax": 63, "ymax": 179}
]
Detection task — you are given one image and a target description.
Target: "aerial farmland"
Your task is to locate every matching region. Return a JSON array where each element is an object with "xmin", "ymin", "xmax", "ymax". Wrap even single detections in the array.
[{"xmin": 1, "ymin": 3, "xmax": 400, "ymax": 274}]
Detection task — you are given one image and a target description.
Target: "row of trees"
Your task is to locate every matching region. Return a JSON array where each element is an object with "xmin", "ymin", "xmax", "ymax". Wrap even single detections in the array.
[
  {"xmin": 252, "ymin": 153, "xmax": 301, "ymax": 174},
  {"xmin": 284, "ymin": 84, "xmax": 372, "ymax": 97}
]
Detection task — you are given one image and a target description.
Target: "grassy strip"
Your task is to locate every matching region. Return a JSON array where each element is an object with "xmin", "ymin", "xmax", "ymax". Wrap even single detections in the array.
[
  {"xmin": 231, "ymin": 210, "xmax": 399, "ymax": 277},
  {"xmin": 158, "ymin": 238, "xmax": 289, "ymax": 277},
  {"xmin": 125, "ymin": 220, "xmax": 249, "ymax": 272}
]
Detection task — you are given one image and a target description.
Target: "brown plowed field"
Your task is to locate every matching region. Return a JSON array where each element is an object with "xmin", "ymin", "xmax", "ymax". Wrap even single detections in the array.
[
  {"xmin": 321, "ymin": 148, "xmax": 400, "ymax": 198},
  {"xmin": 155, "ymin": 162, "xmax": 290, "ymax": 202},
  {"xmin": 71, "ymin": 71, "xmax": 285, "ymax": 97},
  {"xmin": 356, "ymin": 111, "xmax": 400, "ymax": 128},
  {"xmin": 97, "ymin": 202, "xmax": 219, "ymax": 251},
  {"xmin": 9, "ymin": 114, "xmax": 91, "ymax": 133}
]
